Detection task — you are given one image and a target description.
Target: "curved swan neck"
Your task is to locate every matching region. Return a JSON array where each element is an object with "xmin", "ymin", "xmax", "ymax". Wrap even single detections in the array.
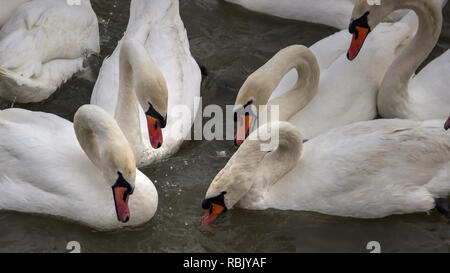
[
  {"xmin": 74, "ymin": 105, "xmax": 134, "ymax": 174},
  {"xmin": 115, "ymin": 39, "xmax": 149, "ymax": 155},
  {"xmin": 208, "ymin": 122, "xmax": 303, "ymax": 209},
  {"xmin": 114, "ymin": 39, "xmax": 168, "ymax": 157},
  {"xmin": 379, "ymin": 0, "xmax": 442, "ymax": 114},
  {"xmin": 237, "ymin": 45, "xmax": 320, "ymax": 121}
]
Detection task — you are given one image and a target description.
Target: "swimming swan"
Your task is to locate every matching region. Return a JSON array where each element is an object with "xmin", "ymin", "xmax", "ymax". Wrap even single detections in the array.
[
  {"xmin": 202, "ymin": 120, "xmax": 450, "ymax": 225},
  {"xmin": 233, "ymin": 21, "xmax": 412, "ymax": 143},
  {"xmin": 91, "ymin": 0, "xmax": 201, "ymax": 167},
  {"xmin": 347, "ymin": 0, "xmax": 450, "ymax": 120},
  {"xmin": 223, "ymin": 0, "xmax": 414, "ymax": 29},
  {"xmin": 0, "ymin": 0, "xmax": 100, "ymax": 103},
  {"xmin": 0, "ymin": 105, "xmax": 158, "ymax": 230}
]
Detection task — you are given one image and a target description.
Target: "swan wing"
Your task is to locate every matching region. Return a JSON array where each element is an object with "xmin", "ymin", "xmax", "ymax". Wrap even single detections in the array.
[
  {"xmin": 408, "ymin": 49, "xmax": 450, "ymax": 119},
  {"xmin": 0, "ymin": 0, "xmax": 99, "ymax": 102}
]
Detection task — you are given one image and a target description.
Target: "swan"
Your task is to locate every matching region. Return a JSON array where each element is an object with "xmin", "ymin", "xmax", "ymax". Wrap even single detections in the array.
[
  {"xmin": 347, "ymin": 0, "xmax": 450, "ymax": 120},
  {"xmin": 202, "ymin": 120, "xmax": 450, "ymax": 225},
  {"xmin": 222, "ymin": 0, "xmax": 414, "ymax": 29},
  {"xmin": 233, "ymin": 20, "xmax": 412, "ymax": 144},
  {"xmin": 91, "ymin": 0, "xmax": 201, "ymax": 167},
  {"xmin": 0, "ymin": 0, "xmax": 30, "ymax": 28},
  {"xmin": 0, "ymin": 105, "xmax": 158, "ymax": 230},
  {"xmin": 0, "ymin": 0, "xmax": 100, "ymax": 103}
]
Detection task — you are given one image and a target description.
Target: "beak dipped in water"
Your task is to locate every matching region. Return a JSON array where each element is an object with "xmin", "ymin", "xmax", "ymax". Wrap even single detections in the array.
[{"xmin": 202, "ymin": 203, "xmax": 226, "ymax": 226}]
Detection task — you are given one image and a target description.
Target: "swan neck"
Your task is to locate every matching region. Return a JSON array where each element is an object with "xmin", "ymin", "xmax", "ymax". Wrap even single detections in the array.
[
  {"xmin": 242, "ymin": 123, "xmax": 303, "ymax": 193},
  {"xmin": 74, "ymin": 106, "xmax": 117, "ymax": 171},
  {"xmin": 114, "ymin": 42, "xmax": 145, "ymax": 155},
  {"xmin": 380, "ymin": 0, "xmax": 442, "ymax": 109},
  {"xmin": 240, "ymin": 46, "xmax": 319, "ymax": 121},
  {"xmin": 268, "ymin": 47, "xmax": 320, "ymax": 121}
]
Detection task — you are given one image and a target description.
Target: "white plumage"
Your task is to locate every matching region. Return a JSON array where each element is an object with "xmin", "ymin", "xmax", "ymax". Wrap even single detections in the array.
[
  {"xmin": 0, "ymin": 0, "xmax": 99, "ymax": 103},
  {"xmin": 91, "ymin": 0, "xmax": 201, "ymax": 167},
  {"xmin": 0, "ymin": 106, "xmax": 158, "ymax": 230},
  {"xmin": 205, "ymin": 120, "xmax": 450, "ymax": 218}
]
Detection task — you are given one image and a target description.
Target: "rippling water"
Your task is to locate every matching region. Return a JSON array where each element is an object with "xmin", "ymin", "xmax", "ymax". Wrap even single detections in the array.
[{"xmin": 0, "ymin": 0, "xmax": 449, "ymax": 253}]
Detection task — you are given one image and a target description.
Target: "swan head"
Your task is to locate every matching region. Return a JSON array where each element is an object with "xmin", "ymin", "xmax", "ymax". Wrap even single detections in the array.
[
  {"xmin": 234, "ymin": 73, "xmax": 276, "ymax": 146},
  {"xmin": 74, "ymin": 105, "xmax": 137, "ymax": 223},
  {"xmin": 347, "ymin": 0, "xmax": 396, "ymax": 60},
  {"xmin": 120, "ymin": 38, "xmax": 168, "ymax": 150},
  {"xmin": 202, "ymin": 122, "xmax": 301, "ymax": 226},
  {"xmin": 233, "ymin": 98, "xmax": 258, "ymax": 147},
  {"xmin": 102, "ymin": 143, "xmax": 137, "ymax": 223},
  {"xmin": 202, "ymin": 128, "xmax": 268, "ymax": 225},
  {"xmin": 136, "ymin": 63, "xmax": 168, "ymax": 150}
]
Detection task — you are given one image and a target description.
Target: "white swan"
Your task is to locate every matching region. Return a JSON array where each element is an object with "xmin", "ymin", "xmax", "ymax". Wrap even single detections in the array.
[
  {"xmin": 0, "ymin": 105, "xmax": 158, "ymax": 230},
  {"xmin": 347, "ymin": 0, "xmax": 450, "ymax": 120},
  {"xmin": 223, "ymin": 0, "xmax": 413, "ymax": 29},
  {"xmin": 0, "ymin": 0, "xmax": 100, "ymax": 103},
  {"xmin": 91, "ymin": 0, "xmax": 201, "ymax": 167},
  {"xmin": 233, "ymin": 21, "xmax": 412, "ymax": 143},
  {"xmin": 0, "ymin": 0, "xmax": 30, "ymax": 28},
  {"xmin": 202, "ymin": 120, "xmax": 450, "ymax": 225}
]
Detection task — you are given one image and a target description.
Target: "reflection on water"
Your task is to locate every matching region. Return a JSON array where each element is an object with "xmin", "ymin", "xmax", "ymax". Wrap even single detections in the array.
[{"xmin": 0, "ymin": 0, "xmax": 449, "ymax": 253}]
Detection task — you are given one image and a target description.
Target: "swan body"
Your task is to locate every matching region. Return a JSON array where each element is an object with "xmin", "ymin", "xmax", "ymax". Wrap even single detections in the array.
[
  {"xmin": 0, "ymin": 0, "xmax": 30, "ymax": 28},
  {"xmin": 0, "ymin": 106, "xmax": 158, "ymax": 230},
  {"xmin": 235, "ymin": 21, "xmax": 413, "ymax": 141},
  {"xmin": 204, "ymin": 120, "xmax": 450, "ymax": 219},
  {"xmin": 224, "ymin": 0, "xmax": 357, "ymax": 29},
  {"xmin": 91, "ymin": 0, "xmax": 201, "ymax": 167},
  {"xmin": 348, "ymin": 0, "xmax": 450, "ymax": 120},
  {"xmin": 223, "ymin": 0, "xmax": 413, "ymax": 29},
  {"xmin": 0, "ymin": 0, "xmax": 100, "ymax": 103}
]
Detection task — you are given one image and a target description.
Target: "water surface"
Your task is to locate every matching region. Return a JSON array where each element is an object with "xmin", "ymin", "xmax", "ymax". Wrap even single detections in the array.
[{"xmin": 0, "ymin": 0, "xmax": 449, "ymax": 253}]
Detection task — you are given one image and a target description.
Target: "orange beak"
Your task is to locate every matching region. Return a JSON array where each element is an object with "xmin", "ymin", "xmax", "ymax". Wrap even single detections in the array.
[
  {"xmin": 202, "ymin": 203, "xmax": 225, "ymax": 226},
  {"xmin": 347, "ymin": 26, "xmax": 370, "ymax": 60},
  {"xmin": 146, "ymin": 115, "xmax": 163, "ymax": 149},
  {"xmin": 235, "ymin": 114, "xmax": 252, "ymax": 146},
  {"xmin": 112, "ymin": 186, "xmax": 131, "ymax": 223}
]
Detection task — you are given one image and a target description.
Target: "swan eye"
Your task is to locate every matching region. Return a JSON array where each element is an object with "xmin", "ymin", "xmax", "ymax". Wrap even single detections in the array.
[
  {"xmin": 348, "ymin": 11, "xmax": 371, "ymax": 35},
  {"xmin": 145, "ymin": 102, "xmax": 166, "ymax": 129},
  {"xmin": 114, "ymin": 171, "xmax": 134, "ymax": 195}
]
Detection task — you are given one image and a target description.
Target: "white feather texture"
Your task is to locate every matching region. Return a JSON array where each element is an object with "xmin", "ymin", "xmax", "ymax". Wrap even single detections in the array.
[
  {"xmin": 91, "ymin": 0, "xmax": 201, "ymax": 167},
  {"xmin": 222, "ymin": 0, "xmax": 420, "ymax": 29},
  {"xmin": 0, "ymin": 0, "xmax": 100, "ymax": 103},
  {"xmin": 0, "ymin": 106, "xmax": 158, "ymax": 230},
  {"xmin": 236, "ymin": 19, "xmax": 415, "ymax": 140},
  {"xmin": 205, "ymin": 120, "xmax": 450, "ymax": 218},
  {"xmin": 350, "ymin": 0, "xmax": 450, "ymax": 120},
  {"xmin": 0, "ymin": 0, "xmax": 30, "ymax": 28}
]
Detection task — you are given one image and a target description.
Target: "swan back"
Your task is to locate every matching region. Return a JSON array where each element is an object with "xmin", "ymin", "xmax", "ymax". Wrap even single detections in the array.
[{"xmin": 0, "ymin": 0, "xmax": 30, "ymax": 27}]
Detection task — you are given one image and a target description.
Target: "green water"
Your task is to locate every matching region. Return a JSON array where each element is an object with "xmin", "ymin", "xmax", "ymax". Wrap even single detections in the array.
[{"xmin": 0, "ymin": 0, "xmax": 449, "ymax": 253}]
